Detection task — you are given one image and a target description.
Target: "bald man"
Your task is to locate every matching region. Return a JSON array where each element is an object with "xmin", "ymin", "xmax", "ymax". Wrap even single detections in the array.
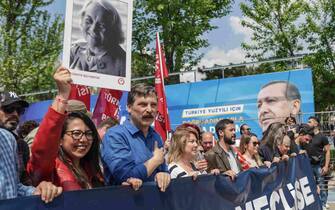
[{"xmin": 201, "ymin": 132, "xmax": 215, "ymax": 153}]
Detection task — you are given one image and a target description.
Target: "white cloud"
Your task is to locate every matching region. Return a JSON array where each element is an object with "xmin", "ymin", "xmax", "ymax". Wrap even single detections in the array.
[
  {"xmin": 198, "ymin": 47, "xmax": 248, "ymax": 67},
  {"xmin": 180, "ymin": 46, "xmax": 251, "ymax": 82},
  {"xmin": 180, "ymin": 16, "xmax": 256, "ymax": 82},
  {"xmin": 229, "ymin": 16, "xmax": 253, "ymax": 42},
  {"xmin": 179, "ymin": 71, "xmax": 206, "ymax": 83}
]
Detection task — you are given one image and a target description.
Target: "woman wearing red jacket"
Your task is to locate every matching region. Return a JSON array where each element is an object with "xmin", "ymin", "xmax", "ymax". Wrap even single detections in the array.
[{"xmin": 27, "ymin": 67, "xmax": 142, "ymax": 191}]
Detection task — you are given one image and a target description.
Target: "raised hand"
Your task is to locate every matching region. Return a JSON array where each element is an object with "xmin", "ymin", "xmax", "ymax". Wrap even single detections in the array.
[{"xmin": 53, "ymin": 66, "xmax": 72, "ymax": 99}]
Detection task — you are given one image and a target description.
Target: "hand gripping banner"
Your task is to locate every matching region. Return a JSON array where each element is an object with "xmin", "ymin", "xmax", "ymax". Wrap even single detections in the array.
[{"xmin": 0, "ymin": 155, "xmax": 322, "ymax": 210}]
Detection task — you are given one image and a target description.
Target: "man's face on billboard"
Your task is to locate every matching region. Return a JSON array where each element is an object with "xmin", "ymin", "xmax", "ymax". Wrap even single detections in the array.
[{"xmin": 257, "ymin": 83, "xmax": 300, "ymax": 132}]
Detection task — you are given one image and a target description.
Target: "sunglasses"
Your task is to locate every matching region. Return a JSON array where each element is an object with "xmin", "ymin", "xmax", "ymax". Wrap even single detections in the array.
[
  {"xmin": 2, "ymin": 105, "xmax": 25, "ymax": 115},
  {"xmin": 65, "ymin": 130, "xmax": 94, "ymax": 141},
  {"xmin": 252, "ymin": 141, "xmax": 260, "ymax": 146}
]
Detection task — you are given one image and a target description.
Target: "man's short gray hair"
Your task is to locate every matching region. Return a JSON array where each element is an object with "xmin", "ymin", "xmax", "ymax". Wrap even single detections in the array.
[{"xmin": 261, "ymin": 80, "xmax": 301, "ymax": 101}]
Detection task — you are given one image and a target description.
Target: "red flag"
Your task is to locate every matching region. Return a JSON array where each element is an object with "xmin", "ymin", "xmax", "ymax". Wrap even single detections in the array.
[
  {"xmin": 68, "ymin": 84, "xmax": 91, "ymax": 110},
  {"xmin": 92, "ymin": 88, "xmax": 122, "ymax": 126},
  {"xmin": 154, "ymin": 32, "xmax": 171, "ymax": 141}
]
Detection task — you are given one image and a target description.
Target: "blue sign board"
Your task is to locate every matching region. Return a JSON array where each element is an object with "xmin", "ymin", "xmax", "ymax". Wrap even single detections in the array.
[
  {"xmin": 21, "ymin": 68, "xmax": 314, "ymax": 137},
  {"xmin": 166, "ymin": 68, "xmax": 314, "ymax": 137}
]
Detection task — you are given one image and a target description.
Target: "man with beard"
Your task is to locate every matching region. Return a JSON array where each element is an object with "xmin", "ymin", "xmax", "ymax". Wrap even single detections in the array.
[
  {"xmin": 306, "ymin": 116, "xmax": 330, "ymax": 209},
  {"xmin": 257, "ymin": 81, "xmax": 301, "ymax": 132},
  {"xmin": 240, "ymin": 123, "xmax": 251, "ymax": 136},
  {"xmin": 290, "ymin": 123, "xmax": 314, "ymax": 154},
  {"xmin": 205, "ymin": 119, "xmax": 241, "ymax": 180},
  {"xmin": 0, "ymin": 91, "xmax": 31, "ymax": 185},
  {"xmin": 101, "ymin": 84, "xmax": 170, "ymax": 192}
]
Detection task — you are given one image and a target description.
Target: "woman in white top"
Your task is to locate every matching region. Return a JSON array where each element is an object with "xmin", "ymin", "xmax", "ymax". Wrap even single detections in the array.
[{"xmin": 167, "ymin": 127, "xmax": 207, "ymax": 179}]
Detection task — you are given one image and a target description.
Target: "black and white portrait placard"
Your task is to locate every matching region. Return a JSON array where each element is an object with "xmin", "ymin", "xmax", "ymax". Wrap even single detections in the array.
[{"xmin": 63, "ymin": 0, "xmax": 132, "ymax": 91}]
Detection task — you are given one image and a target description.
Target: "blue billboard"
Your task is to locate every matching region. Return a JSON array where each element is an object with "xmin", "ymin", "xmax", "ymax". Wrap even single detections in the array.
[
  {"xmin": 166, "ymin": 68, "xmax": 314, "ymax": 137},
  {"xmin": 21, "ymin": 68, "xmax": 314, "ymax": 137}
]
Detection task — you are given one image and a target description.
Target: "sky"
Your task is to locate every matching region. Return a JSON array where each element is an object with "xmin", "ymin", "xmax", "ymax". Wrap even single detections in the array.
[
  {"xmin": 198, "ymin": 0, "xmax": 252, "ymax": 67},
  {"xmin": 47, "ymin": 0, "xmax": 251, "ymax": 72}
]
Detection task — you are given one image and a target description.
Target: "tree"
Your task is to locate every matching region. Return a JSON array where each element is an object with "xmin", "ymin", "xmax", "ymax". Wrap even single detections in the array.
[
  {"xmin": 240, "ymin": 0, "xmax": 335, "ymax": 110},
  {"xmin": 0, "ymin": 1, "xmax": 64, "ymax": 101},
  {"xmin": 303, "ymin": 0, "xmax": 335, "ymax": 110},
  {"xmin": 132, "ymin": 0, "xmax": 232, "ymax": 82},
  {"xmin": 240, "ymin": 0, "xmax": 306, "ymax": 60}
]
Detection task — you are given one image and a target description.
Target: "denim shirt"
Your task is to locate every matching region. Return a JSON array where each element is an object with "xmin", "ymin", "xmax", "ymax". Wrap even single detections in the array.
[
  {"xmin": 0, "ymin": 128, "xmax": 34, "ymax": 200},
  {"xmin": 101, "ymin": 120, "xmax": 167, "ymax": 185}
]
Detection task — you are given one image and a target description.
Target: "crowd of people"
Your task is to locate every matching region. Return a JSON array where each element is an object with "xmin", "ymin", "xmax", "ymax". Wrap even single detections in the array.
[{"xmin": 0, "ymin": 66, "xmax": 333, "ymax": 210}]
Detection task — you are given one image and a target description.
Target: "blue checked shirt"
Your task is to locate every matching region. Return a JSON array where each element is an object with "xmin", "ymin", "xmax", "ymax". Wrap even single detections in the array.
[{"xmin": 0, "ymin": 128, "xmax": 35, "ymax": 200}]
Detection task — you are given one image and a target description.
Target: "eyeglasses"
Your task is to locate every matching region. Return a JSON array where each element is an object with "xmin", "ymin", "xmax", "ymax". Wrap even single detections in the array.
[
  {"xmin": 252, "ymin": 142, "xmax": 260, "ymax": 146},
  {"xmin": 246, "ymin": 128, "xmax": 251, "ymax": 131},
  {"xmin": 1, "ymin": 105, "xmax": 25, "ymax": 115},
  {"xmin": 65, "ymin": 130, "xmax": 94, "ymax": 141}
]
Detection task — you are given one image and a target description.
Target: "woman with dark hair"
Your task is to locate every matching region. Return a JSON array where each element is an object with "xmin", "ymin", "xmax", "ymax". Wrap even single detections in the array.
[
  {"xmin": 27, "ymin": 67, "xmax": 141, "ymax": 191},
  {"xmin": 70, "ymin": 0, "xmax": 126, "ymax": 76},
  {"xmin": 238, "ymin": 134, "xmax": 263, "ymax": 170}
]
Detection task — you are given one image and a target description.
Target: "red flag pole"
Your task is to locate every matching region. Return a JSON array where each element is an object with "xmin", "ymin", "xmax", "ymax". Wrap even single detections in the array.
[
  {"xmin": 157, "ymin": 33, "xmax": 166, "ymax": 89},
  {"xmin": 156, "ymin": 32, "xmax": 168, "ymax": 140},
  {"xmin": 155, "ymin": 32, "xmax": 171, "ymax": 141}
]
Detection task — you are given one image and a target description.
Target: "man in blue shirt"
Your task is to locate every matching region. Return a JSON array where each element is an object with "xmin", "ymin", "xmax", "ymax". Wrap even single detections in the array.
[
  {"xmin": 0, "ymin": 127, "xmax": 62, "ymax": 202},
  {"xmin": 101, "ymin": 84, "xmax": 170, "ymax": 191}
]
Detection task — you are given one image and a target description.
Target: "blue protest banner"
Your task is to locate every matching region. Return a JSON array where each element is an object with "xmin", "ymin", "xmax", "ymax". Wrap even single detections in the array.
[{"xmin": 0, "ymin": 155, "xmax": 322, "ymax": 210}]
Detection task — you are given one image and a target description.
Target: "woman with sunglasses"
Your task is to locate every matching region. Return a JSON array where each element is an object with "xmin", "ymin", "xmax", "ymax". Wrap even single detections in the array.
[
  {"xmin": 238, "ymin": 134, "xmax": 263, "ymax": 170},
  {"xmin": 27, "ymin": 67, "xmax": 142, "ymax": 191}
]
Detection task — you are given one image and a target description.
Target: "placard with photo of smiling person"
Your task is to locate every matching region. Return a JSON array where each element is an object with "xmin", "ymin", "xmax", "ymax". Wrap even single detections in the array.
[{"xmin": 63, "ymin": 0, "xmax": 132, "ymax": 91}]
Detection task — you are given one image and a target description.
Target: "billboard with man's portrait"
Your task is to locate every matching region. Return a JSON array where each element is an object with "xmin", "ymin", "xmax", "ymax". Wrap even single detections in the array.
[
  {"xmin": 21, "ymin": 68, "xmax": 315, "ymax": 139},
  {"xmin": 63, "ymin": 0, "xmax": 132, "ymax": 91},
  {"xmin": 165, "ymin": 68, "xmax": 315, "ymax": 138}
]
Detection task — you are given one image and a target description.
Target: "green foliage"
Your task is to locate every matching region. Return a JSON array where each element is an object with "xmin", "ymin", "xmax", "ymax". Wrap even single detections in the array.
[
  {"xmin": 240, "ymin": 0, "xmax": 306, "ymax": 59},
  {"xmin": 240, "ymin": 0, "xmax": 335, "ymax": 110},
  {"xmin": 0, "ymin": 1, "xmax": 63, "ymax": 101},
  {"xmin": 303, "ymin": 0, "xmax": 335, "ymax": 110},
  {"xmin": 132, "ymin": 0, "xmax": 232, "ymax": 82}
]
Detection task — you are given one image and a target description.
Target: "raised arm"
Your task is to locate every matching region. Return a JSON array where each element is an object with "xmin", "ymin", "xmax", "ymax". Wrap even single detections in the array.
[{"xmin": 27, "ymin": 67, "xmax": 72, "ymax": 185}]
